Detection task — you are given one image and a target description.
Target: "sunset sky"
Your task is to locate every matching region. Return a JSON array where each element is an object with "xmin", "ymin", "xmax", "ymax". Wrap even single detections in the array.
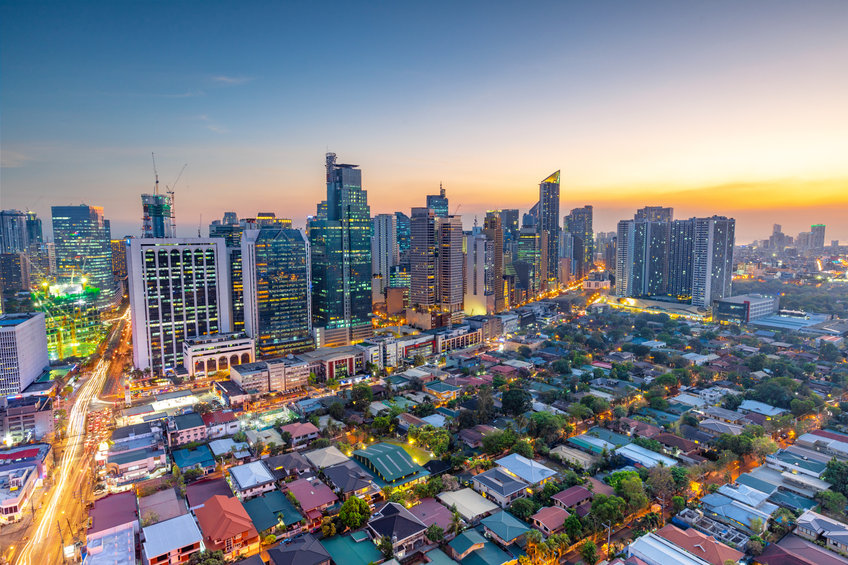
[{"xmin": 2, "ymin": 1, "xmax": 847, "ymax": 243}]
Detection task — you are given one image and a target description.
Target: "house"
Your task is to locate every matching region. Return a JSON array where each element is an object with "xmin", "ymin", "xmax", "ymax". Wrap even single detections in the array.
[
  {"xmin": 141, "ymin": 513, "xmax": 203, "ymax": 565},
  {"xmin": 549, "ymin": 445, "xmax": 599, "ymax": 470},
  {"xmin": 172, "ymin": 445, "xmax": 216, "ymax": 475},
  {"xmin": 756, "ymin": 533, "xmax": 848, "ymax": 565},
  {"xmin": 185, "ymin": 478, "xmax": 233, "ymax": 510},
  {"xmin": 87, "ymin": 491, "xmax": 139, "ymax": 542},
  {"xmin": 448, "ymin": 528, "xmax": 515, "ymax": 565},
  {"xmin": 738, "ymin": 400, "xmax": 787, "ymax": 419},
  {"xmin": 280, "ymin": 422, "xmax": 320, "ymax": 448},
  {"xmin": 202, "ymin": 410, "xmax": 240, "ymax": 439},
  {"xmin": 480, "ymin": 510, "xmax": 530, "ymax": 547},
  {"xmin": 796, "ymin": 509, "xmax": 848, "ymax": 554},
  {"xmin": 267, "ymin": 533, "xmax": 331, "ymax": 565},
  {"xmin": 208, "ymin": 438, "xmax": 251, "ymax": 460},
  {"xmin": 699, "ymin": 419, "xmax": 744, "ymax": 436},
  {"xmin": 138, "ymin": 488, "xmax": 187, "ymax": 526},
  {"xmin": 552, "ymin": 486, "xmax": 593, "ymax": 510},
  {"xmin": 423, "ymin": 381, "xmax": 461, "ymax": 404},
  {"xmin": 531, "ymin": 506, "xmax": 569, "ymax": 536},
  {"xmin": 353, "ymin": 442, "xmax": 429, "ymax": 487},
  {"xmin": 229, "ymin": 461, "xmax": 277, "ymax": 500},
  {"xmin": 471, "ymin": 468, "xmax": 530, "ymax": 508},
  {"xmin": 167, "ymin": 412, "xmax": 207, "ymax": 447},
  {"xmin": 615, "ymin": 444, "xmax": 677, "ymax": 468},
  {"xmin": 438, "ymin": 488, "xmax": 498, "ymax": 523},
  {"xmin": 265, "ymin": 452, "xmax": 312, "ymax": 479},
  {"xmin": 494, "ymin": 454, "xmax": 555, "ymax": 485},
  {"xmin": 628, "ymin": 532, "xmax": 724, "ymax": 565},
  {"xmin": 105, "ymin": 446, "xmax": 168, "ymax": 486},
  {"xmin": 367, "ymin": 502, "xmax": 429, "ymax": 559},
  {"xmin": 243, "ymin": 490, "xmax": 304, "ymax": 539},
  {"xmin": 408, "ymin": 498, "xmax": 454, "ymax": 532},
  {"xmin": 701, "ymin": 406, "xmax": 750, "ymax": 425},
  {"xmin": 322, "ymin": 460, "xmax": 379, "ymax": 505},
  {"xmin": 652, "ymin": 524, "xmax": 743, "ymax": 565},
  {"xmin": 320, "ymin": 532, "xmax": 383, "ymax": 565},
  {"xmin": 194, "ymin": 494, "xmax": 261, "ymax": 561},
  {"xmin": 285, "ymin": 478, "xmax": 338, "ymax": 530},
  {"xmin": 458, "ymin": 425, "xmax": 496, "ymax": 449},
  {"xmin": 303, "ymin": 445, "xmax": 350, "ymax": 470}
]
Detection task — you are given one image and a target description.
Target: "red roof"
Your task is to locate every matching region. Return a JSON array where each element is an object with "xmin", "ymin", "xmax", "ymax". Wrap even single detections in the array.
[
  {"xmin": 286, "ymin": 478, "xmax": 338, "ymax": 512},
  {"xmin": 552, "ymin": 486, "xmax": 592, "ymax": 508},
  {"xmin": 654, "ymin": 432, "xmax": 698, "ymax": 452},
  {"xmin": 194, "ymin": 494, "xmax": 257, "ymax": 549},
  {"xmin": 280, "ymin": 422, "xmax": 320, "ymax": 439},
  {"xmin": 654, "ymin": 524, "xmax": 743, "ymax": 565},
  {"xmin": 408, "ymin": 498, "xmax": 453, "ymax": 531},
  {"xmin": 87, "ymin": 491, "xmax": 138, "ymax": 536},
  {"xmin": 586, "ymin": 477, "xmax": 615, "ymax": 497},
  {"xmin": 812, "ymin": 429, "xmax": 848, "ymax": 442},
  {"xmin": 0, "ymin": 447, "xmax": 39, "ymax": 460},
  {"xmin": 490, "ymin": 365, "xmax": 517, "ymax": 375},
  {"xmin": 201, "ymin": 410, "xmax": 237, "ymax": 426},
  {"xmin": 531, "ymin": 506, "xmax": 569, "ymax": 531}
]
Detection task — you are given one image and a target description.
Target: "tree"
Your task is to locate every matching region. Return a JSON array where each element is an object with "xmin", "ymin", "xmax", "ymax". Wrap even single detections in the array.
[
  {"xmin": 449, "ymin": 508, "xmax": 463, "ymax": 535},
  {"xmin": 425, "ymin": 523, "xmax": 444, "ymax": 542},
  {"xmin": 580, "ymin": 540, "xmax": 599, "ymax": 565},
  {"xmin": 482, "ymin": 428, "xmax": 518, "ymax": 455},
  {"xmin": 671, "ymin": 495, "xmax": 686, "ymax": 513},
  {"xmin": 328, "ymin": 401, "xmax": 345, "ymax": 421},
  {"xmin": 412, "ymin": 353, "xmax": 426, "ymax": 367},
  {"xmin": 511, "ymin": 439, "xmax": 534, "ymax": 459},
  {"xmin": 322, "ymin": 516, "xmax": 337, "ymax": 537},
  {"xmin": 189, "ymin": 551, "xmax": 226, "ymax": 565},
  {"xmin": 502, "ymin": 388, "xmax": 531, "ymax": 415},
  {"xmin": 617, "ymin": 476, "xmax": 649, "ymax": 513},
  {"xmin": 646, "ymin": 466, "xmax": 675, "ymax": 503},
  {"xmin": 351, "ymin": 383, "xmax": 374, "ymax": 411},
  {"xmin": 563, "ymin": 513, "xmax": 583, "ymax": 540},
  {"xmin": 264, "ymin": 534, "xmax": 277, "ymax": 545},
  {"xmin": 529, "ymin": 412, "xmax": 567, "ymax": 443},
  {"xmin": 751, "ymin": 436, "xmax": 778, "ymax": 462},
  {"xmin": 339, "ymin": 496, "xmax": 371, "ymax": 530},
  {"xmin": 378, "ymin": 535, "xmax": 394, "ymax": 558},
  {"xmin": 510, "ymin": 498, "xmax": 540, "ymax": 520},
  {"xmin": 817, "ymin": 490, "xmax": 847, "ymax": 516}
]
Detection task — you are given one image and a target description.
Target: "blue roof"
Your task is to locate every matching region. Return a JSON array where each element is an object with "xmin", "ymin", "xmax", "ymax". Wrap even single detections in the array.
[
  {"xmin": 480, "ymin": 511, "xmax": 530, "ymax": 542},
  {"xmin": 172, "ymin": 445, "xmax": 215, "ymax": 470},
  {"xmin": 495, "ymin": 453, "xmax": 555, "ymax": 484}
]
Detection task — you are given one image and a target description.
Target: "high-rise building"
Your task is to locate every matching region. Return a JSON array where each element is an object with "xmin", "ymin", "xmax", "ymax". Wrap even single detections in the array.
[
  {"xmin": 242, "ymin": 227, "xmax": 313, "ymax": 358},
  {"xmin": 395, "ymin": 212, "xmax": 411, "ymax": 263},
  {"xmin": 371, "ymin": 214, "xmax": 398, "ymax": 299},
  {"xmin": 464, "ymin": 231, "xmax": 493, "ymax": 316},
  {"xmin": 438, "ymin": 215, "xmax": 464, "ymax": 323},
  {"xmin": 426, "ymin": 184, "xmax": 449, "ymax": 218},
  {"xmin": 499, "ymin": 209, "xmax": 520, "ymax": 246},
  {"xmin": 483, "ymin": 212, "xmax": 505, "ymax": 312},
  {"xmin": 410, "ymin": 207, "xmax": 437, "ymax": 309},
  {"xmin": 635, "ymin": 206, "xmax": 673, "ymax": 223},
  {"xmin": 52, "ymin": 205, "xmax": 115, "ymax": 305},
  {"xmin": 668, "ymin": 220, "xmax": 694, "ymax": 299},
  {"xmin": 0, "ymin": 313, "xmax": 49, "ymax": 395},
  {"xmin": 615, "ymin": 220, "xmax": 670, "ymax": 298},
  {"xmin": 516, "ymin": 215, "xmax": 548, "ymax": 297},
  {"xmin": 309, "ymin": 153, "xmax": 372, "ymax": 347},
  {"xmin": 0, "ymin": 253, "xmax": 30, "ymax": 297},
  {"xmin": 32, "ymin": 283, "xmax": 103, "ymax": 361},
  {"xmin": 691, "ymin": 216, "xmax": 735, "ymax": 308},
  {"xmin": 0, "ymin": 210, "xmax": 30, "ymax": 254},
  {"xmin": 210, "ymin": 213, "xmax": 247, "ymax": 331},
  {"xmin": 127, "ymin": 238, "xmax": 231, "ymax": 375},
  {"xmin": 537, "ymin": 171, "xmax": 561, "ymax": 285},
  {"xmin": 111, "ymin": 238, "xmax": 129, "ymax": 288},
  {"xmin": 256, "ymin": 212, "xmax": 292, "ymax": 228},
  {"xmin": 811, "ymin": 224, "xmax": 826, "ymax": 250},
  {"xmin": 141, "ymin": 193, "xmax": 175, "ymax": 238},
  {"xmin": 563, "ymin": 205, "xmax": 593, "ymax": 278}
]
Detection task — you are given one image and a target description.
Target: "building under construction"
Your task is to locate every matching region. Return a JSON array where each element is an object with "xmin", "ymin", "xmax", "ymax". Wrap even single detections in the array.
[{"xmin": 31, "ymin": 282, "xmax": 104, "ymax": 360}]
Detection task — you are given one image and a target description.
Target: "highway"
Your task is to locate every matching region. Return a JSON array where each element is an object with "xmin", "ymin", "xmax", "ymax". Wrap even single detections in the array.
[{"xmin": 14, "ymin": 309, "xmax": 129, "ymax": 565}]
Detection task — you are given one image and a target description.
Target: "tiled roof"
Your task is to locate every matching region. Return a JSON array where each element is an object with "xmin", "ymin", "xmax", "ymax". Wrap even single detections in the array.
[
  {"xmin": 653, "ymin": 524, "xmax": 743, "ymax": 565},
  {"xmin": 368, "ymin": 502, "xmax": 427, "ymax": 541},
  {"xmin": 480, "ymin": 510, "xmax": 530, "ymax": 542},
  {"xmin": 195, "ymin": 494, "xmax": 257, "ymax": 544},
  {"xmin": 531, "ymin": 506, "xmax": 569, "ymax": 531},
  {"xmin": 552, "ymin": 485, "xmax": 592, "ymax": 508},
  {"xmin": 286, "ymin": 478, "xmax": 338, "ymax": 512},
  {"xmin": 268, "ymin": 533, "xmax": 330, "ymax": 565},
  {"xmin": 201, "ymin": 410, "xmax": 237, "ymax": 426},
  {"xmin": 280, "ymin": 421, "xmax": 320, "ymax": 438}
]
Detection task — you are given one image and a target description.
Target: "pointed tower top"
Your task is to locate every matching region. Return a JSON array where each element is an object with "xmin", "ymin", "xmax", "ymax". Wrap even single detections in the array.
[
  {"xmin": 440, "ymin": 182, "xmax": 445, "ymax": 197},
  {"xmin": 541, "ymin": 171, "xmax": 560, "ymax": 185}
]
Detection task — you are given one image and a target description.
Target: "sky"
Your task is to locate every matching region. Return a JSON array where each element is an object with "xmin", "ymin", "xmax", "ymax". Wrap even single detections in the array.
[{"xmin": 2, "ymin": 1, "xmax": 847, "ymax": 244}]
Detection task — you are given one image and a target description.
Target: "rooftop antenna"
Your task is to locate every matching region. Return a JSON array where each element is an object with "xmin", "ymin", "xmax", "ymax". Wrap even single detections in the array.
[
  {"xmin": 440, "ymin": 182, "xmax": 445, "ymax": 198},
  {"xmin": 198, "ymin": 213, "xmax": 202, "ymax": 237}
]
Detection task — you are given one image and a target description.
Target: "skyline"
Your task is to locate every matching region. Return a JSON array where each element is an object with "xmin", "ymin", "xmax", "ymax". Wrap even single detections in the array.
[{"xmin": 2, "ymin": 1, "xmax": 848, "ymax": 243}]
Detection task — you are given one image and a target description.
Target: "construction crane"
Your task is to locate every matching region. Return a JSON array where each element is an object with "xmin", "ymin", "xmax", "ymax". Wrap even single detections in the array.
[
  {"xmin": 151, "ymin": 152, "xmax": 160, "ymax": 195},
  {"xmin": 166, "ymin": 164, "xmax": 187, "ymax": 237}
]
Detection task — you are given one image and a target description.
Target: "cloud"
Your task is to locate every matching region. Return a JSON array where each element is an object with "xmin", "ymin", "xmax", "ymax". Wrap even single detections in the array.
[
  {"xmin": 206, "ymin": 124, "xmax": 229, "ymax": 134},
  {"xmin": 1, "ymin": 150, "xmax": 30, "ymax": 168},
  {"xmin": 211, "ymin": 75, "xmax": 253, "ymax": 86}
]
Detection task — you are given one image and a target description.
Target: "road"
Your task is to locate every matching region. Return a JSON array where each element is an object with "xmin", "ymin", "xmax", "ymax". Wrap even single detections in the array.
[{"xmin": 14, "ymin": 309, "xmax": 129, "ymax": 565}]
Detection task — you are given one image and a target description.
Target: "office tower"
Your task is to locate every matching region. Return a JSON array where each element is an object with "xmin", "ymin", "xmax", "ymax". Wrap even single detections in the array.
[
  {"xmin": 464, "ymin": 231, "xmax": 493, "ymax": 315},
  {"xmin": 409, "ymin": 207, "xmax": 437, "ymax": 308},
  {"xmin": 0, "ymin": 313, "xmax": 49, "ymax": 395},
  {"xmin": 242, "ymin": 227, "xmax": 313, "ymax": 358},
  {"xmin": 127, "ymin": 238, "xmax": 231, "ymax": 375},
  {"xmin": 24, "ymin": 212, "xmax": 42, "ymax": 248},
  {"xmin": 111, "ymin": 238, "xmax": 129, "ymax": 286},
  {"xmin": 31, "ymin": 282, "xmax": 102, "ymax": 360},
  {"xmin": 426, "ymin": 184, "xmax": 449, "ymax": 217},
  {"xmin": 615, "ymin": 220, "xmax": 670, "ymax": 298},
  {"xmin": 483, "ymin": 212, "xmax": 505, "ymax": 312},
  {"xmin": 668, "ymin": 220, "xmax": 694, "ymax": 299},
  {"xmin": 516, "ymin": 216, "xmax": 548, "ymax": 297},
  {"xmin": 439, "ymin": 215, "xmax": 465, "ymax": 323},
  {"xmin": 691, "ymin": 216, "xmax": 735, "ymax": 308},
  {"xmin": 0, "ymin": 253, "xmax": 30, "ymax": 296},
  {"xmin": 635, "ymin": 206, "xmax": 673, "ymax": 223},
  {"xmin": 256, "ymin": 212, "xmax": 292, "ymax": 228},
  {"xmin": 811, "ymin": 224, "xmax": 826, "ymax": 250},
  {"xmin": 0, "ymin": 210, "xmax": 30, "ymax": 254},
  {"xmin": 499, "ymin": 209, "xmax": 520, "ymax": 246},
  {"xmin": 537, "ymin": 171, "xmax": 561, "ymax": 285},
  {"xmin": 309, "ymin": 153, "xmax": 372, "ymax": 347},
  {"xmin": 210, "ymin": 213, "xmax": 246, "ymax": 331},
  {"xmin": 371, "ymin": 214, "xmax": 398, "ymax": 298},
  {"xmin": 563, "ymin": 205, "xmax": 594, "ymax": 278},
  {"xmin": 141, "ymin": 193, "xmax": 175, "ymax": 238},
  {"xmin": 52, "ymin": 205, "xmax": 115, "ymax": 305},
  {"xmin": 395, "ymin": 212, "xmax": 411, "ymax": 263}
]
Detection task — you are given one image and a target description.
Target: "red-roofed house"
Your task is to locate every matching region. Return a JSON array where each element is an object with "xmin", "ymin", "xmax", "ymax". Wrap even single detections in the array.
[
  {"xmin": 654, "ymin": 433, "xmax": 699, "ymax": 453},
  {"xmin": 552, "ymin": 486, "xmax": 592, "ymax": 510},
  {"xmin": 87, "ymin": 491, "xmax": 139, "ymax": 541},
  {"xmin": 285, "ymin": 478, "xmax": 338, "ymax": 530},
  {"xmin": 654, "ymin": 524, "xmax": 743, "ymax": 565},
  {"xmin": 408, "ymin": 498, "xmax": 453, "ymax": 531},
  {"xmin": 586, "ymin": 476, "xmax": 615, "ymax": 497},
  {"xmin": 280, "ymin": 422, "xmax": 320, "ymax": 448},
  {"xmin": 490, "ymin": 365, "xmax": 517, "ymax": 378},
  {"xmin": 201, "ymin": 410, "xmax": 240, "ymax": 439},
  {"xmin": 194, "ymin": 494, "xmax": 260, "ymax": 561},
  {"xmin": 531, "ymin": 506, "xmax": 569, "ymax": 536}
]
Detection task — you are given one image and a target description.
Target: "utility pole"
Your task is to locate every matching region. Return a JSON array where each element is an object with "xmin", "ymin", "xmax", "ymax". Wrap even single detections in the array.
[{"xmin": 602, "ymin": 520, "xmax": 612, "ymax": 557}]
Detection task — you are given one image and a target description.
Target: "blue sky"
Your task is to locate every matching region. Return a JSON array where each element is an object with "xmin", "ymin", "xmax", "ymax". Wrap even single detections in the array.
[{"xmin": 2, "ymin": 1, "xmax": 848, "ymax": 242}]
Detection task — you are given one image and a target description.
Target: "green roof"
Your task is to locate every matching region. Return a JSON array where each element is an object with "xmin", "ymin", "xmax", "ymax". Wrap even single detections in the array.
[
  {"xmin": 320, "ymin": 534, "xmax": 382, "ymax": 565},
  {"xmin": 480, "ymin": 511, "xmax": 530, "ymax": 543},
  {"xmin": 171, "ymin": 445, "xmax": 214, "ymax": 470},
  {"xmin": 463, "ymin": 541, "xmax": 512, "ymax": 565},
  {"xmin": 450, "ymin": 529, "xmax": 487, "ymax": 556},
  {"xmin": 426, "ymin": 381, "xmax": 460, "ymax": 394},
  {"xmin": 424, "ymin": 548, "xmax": 457, "ymax": 565},
  {"xmin": 353, "ymin": 442, "xmax": 422, "ymax": 482},
  {"xmin": 242, "ymin": 490, "xmax": 303, "ymax": 532}
]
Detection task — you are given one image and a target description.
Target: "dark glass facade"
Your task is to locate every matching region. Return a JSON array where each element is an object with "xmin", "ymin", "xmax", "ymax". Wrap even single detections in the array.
[{"xmin": 51, "ymin": 205, "xmax": 115, "ymax": 305}]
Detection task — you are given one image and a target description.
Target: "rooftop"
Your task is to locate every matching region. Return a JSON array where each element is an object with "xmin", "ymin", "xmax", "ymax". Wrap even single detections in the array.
[
  {"xmin": 354, "ymin": 442, "xmax": 425, "ymax": 483},
  {"xmin": 142, "ymin": 513, "xmax": 202, "ymax": 559},
  {"xmin": 320, "ymin": 533, "xmax": 382, "ymax": 565},
  {"xmin": 438, "ymin": 488, "xmax": 498, "ymax": 522},
  {"xmin": 286, "ymin": 478, "xmax": 338, "ymax": 511},
  {"xmin": 495, "ymin": 453, "xmax": 555, "ymax": 484},
  {"xmin": 480, "ymin": 510, "xmax": 530, "ymax": 543},
  {"xmin": 229, "ymin": 460, "xmax": 275, "ymax": 491}
]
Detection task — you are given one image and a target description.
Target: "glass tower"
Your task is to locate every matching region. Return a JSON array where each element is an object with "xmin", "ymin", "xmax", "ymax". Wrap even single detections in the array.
[
  {"xmin": 51, "ymin": 205, "xmax": 115, "ymax": 305},
  {"xmin": 538, "ymin": 171, "xmax": 560, "ymax": 286}
]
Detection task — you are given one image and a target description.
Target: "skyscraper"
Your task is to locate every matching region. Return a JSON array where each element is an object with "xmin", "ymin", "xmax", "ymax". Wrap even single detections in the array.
[
  {"xmin": 0, "ymin": 210, "xmax": 31, "ymax": 254},
  {"xmin": 483, "ymin": 211, "xmax": 505, "ymax": 312},
  {"xmin": 691, "ymin": 216, "xmax": 735, "ymax": 308},
  {"xmin": 668, "ymin": 220, "xmax": 694, "ymax": 299},
  {"xmin": 242, "ymin": 227, "xmax": 313, "ymax": 358},
  {"xmin": 464, "ymin": 230, "xmax": 494, "ymax": 316},
  {"xmin": 438, "ymin": 215, "xmax": 464, "ymax": 323},
  {"xmin": 371, "ymin": 214, "xmax": 398, "ymax": 299},
  {"xmin": 410, "ymin": 207, "xmax": 437, "ymax": 309},
  {"xmin": 537, "ymin": 171, "xmax": 560, "ymax": 286},
  {"xmin": 0, "ymin": 313, "xmax": 49, "ymax": 395},
  {"xmin": 516, "ymin": 215, "xmax": 547, "ymax": 297},
  {"xmin": 635, "ymin": 206, "xmax": 673, "ymax": 223},
  {"xmin": 563, "ymin": 205, "xmax": 594, "ymax": 278},
  {"xmin": 811, "ymin": 224, "xmax": 826, "ymax": 250},
  {"xmin": 615, "ymin": 219, "xmax": 670, "ymax": 298},
  {"xmin": 127, "ymin": 238, "xmax": 231, "ymax": 374},
  {"xmin": 52, "ymin": 205, "xmax": 115, "ymax": 305},
  {"xmin": 141, "ymin": 193, "xmax": 175, "ymax": 238},
  {"xmin": 309, "ymin": 153, "xmax": 372, "ymax": 347},
  {"xmin": 210, "ymin": 213, "xmax": 247, "ymax": 331},
  {"xmin": 395, "ymin": 211, "xmax": 411, "ymax": 263},
  {"xmin": 426, "ymin": 184, "xmax": 449, "ymax": 217}
]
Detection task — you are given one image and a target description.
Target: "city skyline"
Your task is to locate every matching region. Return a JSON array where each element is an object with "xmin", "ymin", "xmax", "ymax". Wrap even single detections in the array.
[{"xmin": 2, "ymin": 1, "xmax": 847, "ymax": 243}]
